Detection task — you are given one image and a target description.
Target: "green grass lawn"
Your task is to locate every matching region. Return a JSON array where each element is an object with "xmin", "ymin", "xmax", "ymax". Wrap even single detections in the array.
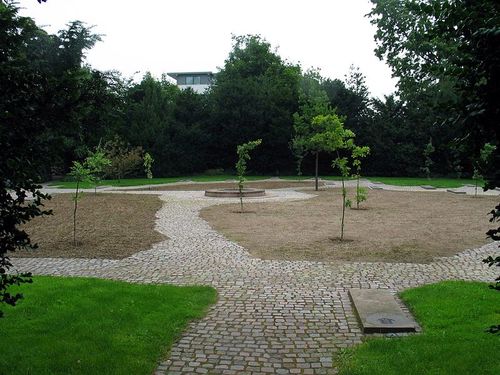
[
  {"xmin": 47, "ymin": 175, "xmax": 481, "ymax": 189},
  {"xmin": 0, "ymin": 276, "xmax": 216, "ymax": 375},
  {"xmin": 48, "ymin": 177, "xmax": 184, "ymax": 189},
  {"xmin": 48, "ymin": 175, "xmax": 270, "ymax": 189},
  {"xmin": 337, "ymin": 281, "xmax": 500, "ymax": 375},
  {"xmin": 279, "ymin": 175, "xmax": 478, "ymax": 186},
  {"xmin": 189, "ymin": 174, "xmax": 268, "ymax": 182},
  {"xmin": 367, "ymin": 176, "xmax": 482, "ymax": 188}
]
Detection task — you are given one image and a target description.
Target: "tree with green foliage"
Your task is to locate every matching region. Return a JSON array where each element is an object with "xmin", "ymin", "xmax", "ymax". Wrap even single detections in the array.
[
  {"xmin": 421, "ymin": 137, "xmax": 435, "ymax": 179},
  {"xmin": 311, "ymin": 115, "xmax": 355, "ymax": 240},
  {"xmin": 472, "ymin": 143, "xmax": 496, "ymax": 197},
  {"xmin": 368, "ymin": 0, "xmax": 499, "ymax": 179},
  {"xmin": 122, "ymin": 73, "xmax": 183, "ymax": 176},
  {"xmin": 170, "ymin": 87, "xmax": 211, "ymax": 175},
  {"xmin": 68, "ymin": 161, "xmax": 92, "ymax": 246},
  {"xmin": 209, "ymin": 35, "xmax": 300, "ymax": 174},
  {"xmin": 102, "ymin": 136, "xmax": 144, "ymax": 180},
  {"xmin": 85, "ymin": 147, "xmax": 111, "ymax": 194},
  {"xmin": 0, "ymin": 0, "xmax": 56, "ymax": 317},
  {"xmin": 333, "ymin": 156, "xmax": 352, "ymax": 242},
  {"xmin": 143, "ymin": 152, "xmax": 154, "ymax": 179},
  {"xmin": 351, "ymin": 145, "xmax": 370, "ymax": 209},
  {"xmin": 322, "ymin": 66, "xmax": 372, "ymax": 149},
  {"xmin": 291, "ymin": 69, "xmax": 335, "ymax": 190},
  {"xmin": 236, "ymin": 139, "xmax": 262, "ymax": 212},
  {"xmin": 306, "ymin": 113, "xmax": 352, "ymax": 191}
]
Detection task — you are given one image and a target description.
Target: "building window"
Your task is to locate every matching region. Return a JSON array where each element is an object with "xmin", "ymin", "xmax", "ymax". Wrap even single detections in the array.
[{"xmin": 185, "ymin": 76, "xmax": 201, "ymax": 85}]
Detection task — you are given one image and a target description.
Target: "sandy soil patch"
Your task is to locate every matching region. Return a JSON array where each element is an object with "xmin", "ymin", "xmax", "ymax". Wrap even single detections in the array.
[
  {"xmin": 13, "ymin": 193, "xmax": 165, "ymax": 259},
  {"xmin": 200, "ymin": 189, "xmax": 497, "ymax": 263}
]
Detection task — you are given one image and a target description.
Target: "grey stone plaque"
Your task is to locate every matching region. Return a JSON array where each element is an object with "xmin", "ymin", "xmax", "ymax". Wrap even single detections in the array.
[{"xmin": 349, "ymin": 289, "xmax": 417, "ymax": 333}]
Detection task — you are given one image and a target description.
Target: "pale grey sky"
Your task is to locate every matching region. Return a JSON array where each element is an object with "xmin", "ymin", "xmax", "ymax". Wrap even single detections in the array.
[{"xmin": 19, "ymin": 0, "xmax": 397, "ymax": 98}]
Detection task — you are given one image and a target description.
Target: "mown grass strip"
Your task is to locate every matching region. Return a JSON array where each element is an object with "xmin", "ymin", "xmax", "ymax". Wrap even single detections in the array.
[
  {"xmin": 337, "ymin": 281, "xmax": 500, "ymax": 375},
  {"xmin": 0, "ymin": 276, "xmax": 216, "ymax": 375}
]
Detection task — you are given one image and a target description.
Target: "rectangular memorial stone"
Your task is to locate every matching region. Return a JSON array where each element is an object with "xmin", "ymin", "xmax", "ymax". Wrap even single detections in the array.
[
  {"xmin": 447, "ymin": 189, "xmax": 466, "ymax": 194},
  {"xmin": 420, "ymin": 185, "xmax": 437, "ymax": 190},
  {"xmin": 349, "ymin": 289, "xmax": 417, "ymax": 333}
]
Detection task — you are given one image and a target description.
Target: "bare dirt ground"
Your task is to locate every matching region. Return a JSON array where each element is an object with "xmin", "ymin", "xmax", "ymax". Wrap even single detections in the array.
[
  {"xmin": 200, "ymin": 189, "xmax": 497, "ymax": 264},
  {"xmin": 137, "ymin": 180, "xmax": 325, "ymax": 191},
  {"xmin": 14, "ymin": 193, "xmax": 165, "ymax": 259}
]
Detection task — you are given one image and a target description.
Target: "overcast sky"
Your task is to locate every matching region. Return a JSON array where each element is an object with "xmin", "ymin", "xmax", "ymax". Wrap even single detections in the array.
[{"xmin": 19, "ymin": 0, "xmax": 397, "ymax": 98}]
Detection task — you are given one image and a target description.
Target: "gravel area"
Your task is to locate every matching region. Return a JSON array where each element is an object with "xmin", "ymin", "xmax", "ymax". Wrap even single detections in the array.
[{"xmin": 200, "ymin": 189, "xmax": 497, "ymax": 263}]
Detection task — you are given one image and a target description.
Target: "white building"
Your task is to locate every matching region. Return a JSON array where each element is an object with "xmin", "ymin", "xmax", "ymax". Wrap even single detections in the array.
[{"xmin": 167, "ymin": 72, "xmax": 214, "ymax": 94}]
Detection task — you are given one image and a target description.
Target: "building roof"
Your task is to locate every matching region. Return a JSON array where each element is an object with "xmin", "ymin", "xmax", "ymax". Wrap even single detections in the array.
[{"xmin": 166, "ymin": 71, "xmax": 213, "ymax": 79}]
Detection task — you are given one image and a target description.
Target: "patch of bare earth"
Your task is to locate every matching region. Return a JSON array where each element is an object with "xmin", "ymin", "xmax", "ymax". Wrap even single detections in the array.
[
  {"xmin": 13, "ymin": 193, "xmax": 165, "ymax": 259},
  {"xmin": 200, "ymin": 189, "xmax": 497, "ymax": 264},
  {"xmin": 136, "ymin": 180, "xmax": 324, "ymax": 191}
]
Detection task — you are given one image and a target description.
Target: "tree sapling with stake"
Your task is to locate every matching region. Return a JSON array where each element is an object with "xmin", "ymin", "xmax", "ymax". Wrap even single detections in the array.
[
  {"xmin": 333, "ymin": 156, "xmax": 351, "ymax": 241},
  {"xmin": 69, "ymin": 161, "xmax": 92, "ymax": 246},
  {"xmin": 310, "ymin": 114, "xmax": 355, "ymax": 241},
  {"xmin": 86, "ymin": 147, "xmax": 111, "ymax": 195},
  {"xmin": 143, "ymin": 152, "xmax": 154, "ymax": 179},
  {"xmin": 351, "ymin": 145, "xmax": 370, "ymax": 209}
]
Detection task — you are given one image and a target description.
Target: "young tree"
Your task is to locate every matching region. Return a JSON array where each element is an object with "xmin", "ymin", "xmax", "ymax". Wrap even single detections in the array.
[
  {"xmin": 143, "ymin": 152, "xmax": 154, "ymax": 179},
  {"xmin": 421, "ymin": 137, "xmax": 435, "ymax": 180},
  {"xmin": 236, "ymin": 139, "xmax": 262, "ymax": 212},
  {"xmin": 85, "ymin": 147, "xmax": 111, "ymax": 194},
  {"xmin": 310, "ymin": 115, "xmax": 355, "ymax": 240},
  {"xmin": 351, "ymin": 145, "xmax": 371, "ymax": 209},
  {"xmin": 333, "ymin": 157, "xmax": 352, "ymax": 241},
  {"xmin": 69, "ymin": 161, "xmax": 92, "ymax": 246},
  {"xmin": 291, "ymin": 69, "xmax": 335, "ymax": 190}
]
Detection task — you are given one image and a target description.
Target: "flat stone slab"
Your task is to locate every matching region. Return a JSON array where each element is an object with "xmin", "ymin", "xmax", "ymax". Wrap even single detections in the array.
[
  {"xmin": 447, "ymin": 189, "xmax": 466, "ymax": 194},
  {"xmin": 420, "ymin": 185, "xmax": 437, "ymax": 190},
  {"xmin": 349, "ymin": 289, "xmax": 417, "ymax": 333},
  {"xmin": 370, "ymin": 185, "xmax": 384, "ymax": 190}
]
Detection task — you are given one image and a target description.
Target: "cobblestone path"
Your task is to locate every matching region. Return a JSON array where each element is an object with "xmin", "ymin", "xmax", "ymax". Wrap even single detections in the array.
[{"xmin": 12, "ymin": 188, "xmax": 500, "ymax": 375}]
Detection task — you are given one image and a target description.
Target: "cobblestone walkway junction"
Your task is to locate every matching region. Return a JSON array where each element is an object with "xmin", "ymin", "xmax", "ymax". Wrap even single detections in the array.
[{"xmin": 12, "ymin": 183, "xmax": 500, "ymax": 375}]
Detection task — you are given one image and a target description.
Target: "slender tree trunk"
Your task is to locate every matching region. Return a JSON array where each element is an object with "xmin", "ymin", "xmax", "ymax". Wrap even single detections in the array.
[
  {"xmin": 356, "ymin": 175, "xmax": 360, "ymax": 209},
  {"xmin": 475, "ymin": 178, "xmax": 478, "ymax": 197},
  {"xmin": 73, "ymin": 181, "xmax": 79, "ymax": 246},
  {"xmin": 340, "ymin": 176, "xmax": 346, "ymax": 241},
  {"xmin": 315, "ymin": 152, "xmax": 319, "ymax": 191},
  {"xmin": 239, "ymin": 182, "xmax": 243, "ymax": 213}
]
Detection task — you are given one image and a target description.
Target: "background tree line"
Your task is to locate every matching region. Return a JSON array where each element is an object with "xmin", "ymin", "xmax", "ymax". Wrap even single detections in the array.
[{"xmin": 1, "ymin": 2, "xmax": 489, "ymax": 181}]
